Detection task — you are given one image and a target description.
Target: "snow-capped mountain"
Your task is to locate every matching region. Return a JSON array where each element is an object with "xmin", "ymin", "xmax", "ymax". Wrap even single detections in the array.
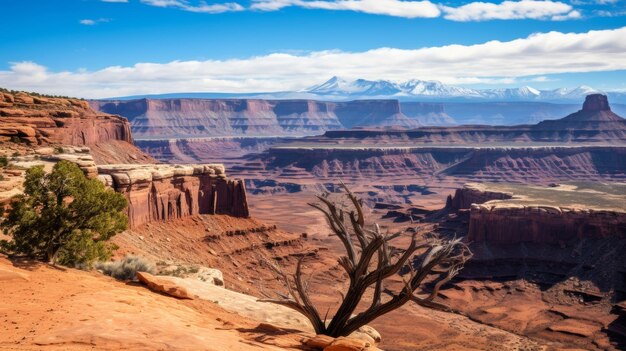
[
  {"xmin": 399, "ymin": 79, "xmax": 482, "ymax": 98},
  {"xmin": 306, "ymin": 76, "xmax": 402, "ymax": 96},
  {"xmin": 540, "ymin": 85, "xmax": 604, "ymax": 100},
  {"xmin": 110, "ymin": 76, "xmax": 626, "ymax": 104},
  {"xmin": 302, "ymin": 77, "xmax": 624, "ymax": 103},
  {"xmin": 481, "ymin": 86, "xmax": 541, "ymax": 100}
]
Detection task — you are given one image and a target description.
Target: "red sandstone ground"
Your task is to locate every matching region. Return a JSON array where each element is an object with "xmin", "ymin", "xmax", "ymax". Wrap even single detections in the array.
[{"xmin": 0, "ymin": 255, "xmax": 309, "ymax": 351}]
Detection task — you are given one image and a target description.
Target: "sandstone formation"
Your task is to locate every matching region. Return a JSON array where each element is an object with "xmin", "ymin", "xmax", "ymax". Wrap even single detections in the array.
[
  {"xmin": 17, "ymin": 146, "xmax": 98, "ymax": 178},
  {"xmin": 97, "ymin": 164, "xmax": 249, "ymax": 228},
  {"xmin": 535, "ymin": 94, "xmax": 626, "ymax": 134},
  {"xmin": 136, "ymin": 271, "xmax": 193, "ymax": 299},
  {"xmin": 468, "ymin": 203, "xmax": 626, "ymax": 243},
  {"xmin": 0, "ymin": 89, "xmax": 155, "ymax": 164},
  {"xmin": 0, "ymin": 147, "xmax": 101, "ymax": 213},
  {"xmin": 0, "ymin": 90, "xmax": 132, "ymax": 145},
  {"xmin": 447, "ymin": 184, "xmax": 513, "ymax": 210},
  {"xmin": 447, "ymin": 183, "xmax": 626, "ymax": 244},
  {"xmin": 90, "ymin": 98, "xmax": 437, "ymax": 138}
]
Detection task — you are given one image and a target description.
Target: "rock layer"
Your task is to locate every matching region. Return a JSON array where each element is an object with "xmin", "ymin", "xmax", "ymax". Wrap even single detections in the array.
[
  {"xmin": 97, "ymin": 164, "xmax": 249, "ymax": 228},
  {"xmin": 90, "ymin": 98, "xmax": 440, "ymax": 138},
  {"xmin": 230, "ymin": 145, "xmax": 626, "ymax": 184}
]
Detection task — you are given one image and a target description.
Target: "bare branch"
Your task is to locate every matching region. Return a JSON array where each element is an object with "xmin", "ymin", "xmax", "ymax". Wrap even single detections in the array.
[{"xmin": 263, "ymin": 184, "xmax": 472, "ymax": 338}]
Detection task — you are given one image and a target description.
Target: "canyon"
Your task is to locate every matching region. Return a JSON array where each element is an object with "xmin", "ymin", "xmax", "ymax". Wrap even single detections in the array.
[
  {"xmin": 433, "ymin": 182, "xmax": 626, "ymax": 350},
  {"xmin": 3, "ymin": 89, "xmax": 626, "ymax": 351}
]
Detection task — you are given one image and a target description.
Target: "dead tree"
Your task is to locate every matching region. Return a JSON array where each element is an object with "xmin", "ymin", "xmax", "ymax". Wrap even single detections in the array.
[{"xmin": 259, "ymin": 184, "xmax": 472, "ymax": 337}]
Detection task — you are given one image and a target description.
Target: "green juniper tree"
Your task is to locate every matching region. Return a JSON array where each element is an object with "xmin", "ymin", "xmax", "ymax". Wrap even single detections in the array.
[{"xmin": 0, "ymin": 161, "xmax": 128, "ymax": 267}]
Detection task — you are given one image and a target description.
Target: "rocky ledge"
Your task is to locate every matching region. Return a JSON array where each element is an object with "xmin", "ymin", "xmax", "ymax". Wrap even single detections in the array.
[{"xmin": 97, "ymin": 164, "xmax": 249, "ymax": 228}]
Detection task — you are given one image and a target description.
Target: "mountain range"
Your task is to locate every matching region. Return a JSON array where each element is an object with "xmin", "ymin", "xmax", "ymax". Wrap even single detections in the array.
[
  {"xmin": 303, "ymin": 77, "xmax": 626, "ymax": 103},
  {"xmin": 106, "ymin": 76, "xmax": 626, "ymax": 103}
]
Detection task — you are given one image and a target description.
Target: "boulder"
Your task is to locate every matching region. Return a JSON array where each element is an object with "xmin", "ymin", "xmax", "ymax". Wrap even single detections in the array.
[
  {"xmin": 34, "ymin": 147, "xmax": 56, "ymax": 156},
  {"xmin": 547, "ymin": 319, "xmax": 599, "ymax": 338},
  {"xmin": 53, "ymin": 110, "xmax": 80, "ymax": 118},
  {"xmin": 324, "ymin": 337, "xmax": 370, "ymax": 351},
  {"xmin": 69, "ymin": 99, "xmax": 90, "ymax": 109},
  {"xmin": 136, "ymin": 272, "xmax": 193, "ymax": 300},
  {"xmin": 97, "ymin": 174, "xmax": 114, "ymax": 187},
  {"xmin": 3, "ymin": 92, "xmax": 15, "ymax": 102},
  {"xmin": 0, "ymin": 108, "xmax": 26, "ymax": 117},
  {"xmin": 352, "ymin": 325, "xmax": 381, "ymax": 344},
  {"xmin": 306, "ymin": 334, "xmax": 335, "ymax": 349},
  {"xmin": 33, "ymin": 97, "xmax": 50, "ymax": 104},
  {"xmin": 14, "ymin": 93, "xmax": 34, "ymax": 104}
]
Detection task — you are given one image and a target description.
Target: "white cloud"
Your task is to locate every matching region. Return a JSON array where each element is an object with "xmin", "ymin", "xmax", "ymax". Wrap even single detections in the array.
[
  {"xmin": 251, "ymin": 0, "xmax": 441, "ymax": 18},
  {"xmin": 595, "ymin": 9, "xmax": 626, "ymax": 16},
  {"xmin": 139, "ymin": 0, "xmax": 244, "ymax": 13},
  {"xmin": 79, "ymin": 18, "xmax": 112, "ymax": 25},
  {"xmin": 134, "ymin": 0, "xmax": 583, "ymax": 20},
  {"xmin": 527, "ymin": 75, "xmax": 559, "ymax": 82},
  {"xmin": 551, "ymin": 9, "xmax": 581, "ymax": 19},
  {"xmin": 2, "ymin": 26, "xmax": 626, "ymax": 98},
  {"xmin": 441, "ymin": 0, "xmax": 579, "ymax": 21}
]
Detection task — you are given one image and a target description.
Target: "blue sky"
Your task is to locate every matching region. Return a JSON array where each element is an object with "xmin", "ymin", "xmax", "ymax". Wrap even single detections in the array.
[{"xmin": 0, "ymin": 0, "xmax": 625, "ymax": 97}]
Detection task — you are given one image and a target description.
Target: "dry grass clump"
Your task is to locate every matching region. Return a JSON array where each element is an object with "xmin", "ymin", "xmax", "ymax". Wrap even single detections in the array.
[{"xmin": 97, "ymin": 255, "xmax": 156, "ymax": 281}]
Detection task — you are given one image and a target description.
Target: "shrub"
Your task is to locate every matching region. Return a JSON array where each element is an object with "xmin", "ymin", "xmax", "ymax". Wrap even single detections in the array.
[
  {"xmin": 97, "ymin": 256, "xmax": 156, "ymax": 281},
  {"xmin": 0, "ymin": 156, "xmax": 7, "ymax": 168},
  {"xmin": 0, "ymin": 161, "xmax": 128, "ymax": 267},
  {"xmin": 54, "ymin": 146, "xmax": 65, "ymax": 154}
]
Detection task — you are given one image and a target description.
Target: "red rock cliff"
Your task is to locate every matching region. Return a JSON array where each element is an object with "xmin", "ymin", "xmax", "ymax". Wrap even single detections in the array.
[
  {"xmin": 450, "ymin": 183, "xmax": 626, "ymax": 244},
  {"xmin": 97, "ymin": 164, "xmax": 249, "ymax": 228},
  {"xmin": 0, "ymin": 90, "xmax": 156, "ymax": 164},
  {"xmin": 90, "ymin": 98, "xmax": 423, "ymax": 138},
  {"xmin": 468, "ymin": 203, "xmax": 626, "ymax": 244},
  {"xmin": 0, "ymin": 90, "xmax": 132, "ymax": 145}
]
